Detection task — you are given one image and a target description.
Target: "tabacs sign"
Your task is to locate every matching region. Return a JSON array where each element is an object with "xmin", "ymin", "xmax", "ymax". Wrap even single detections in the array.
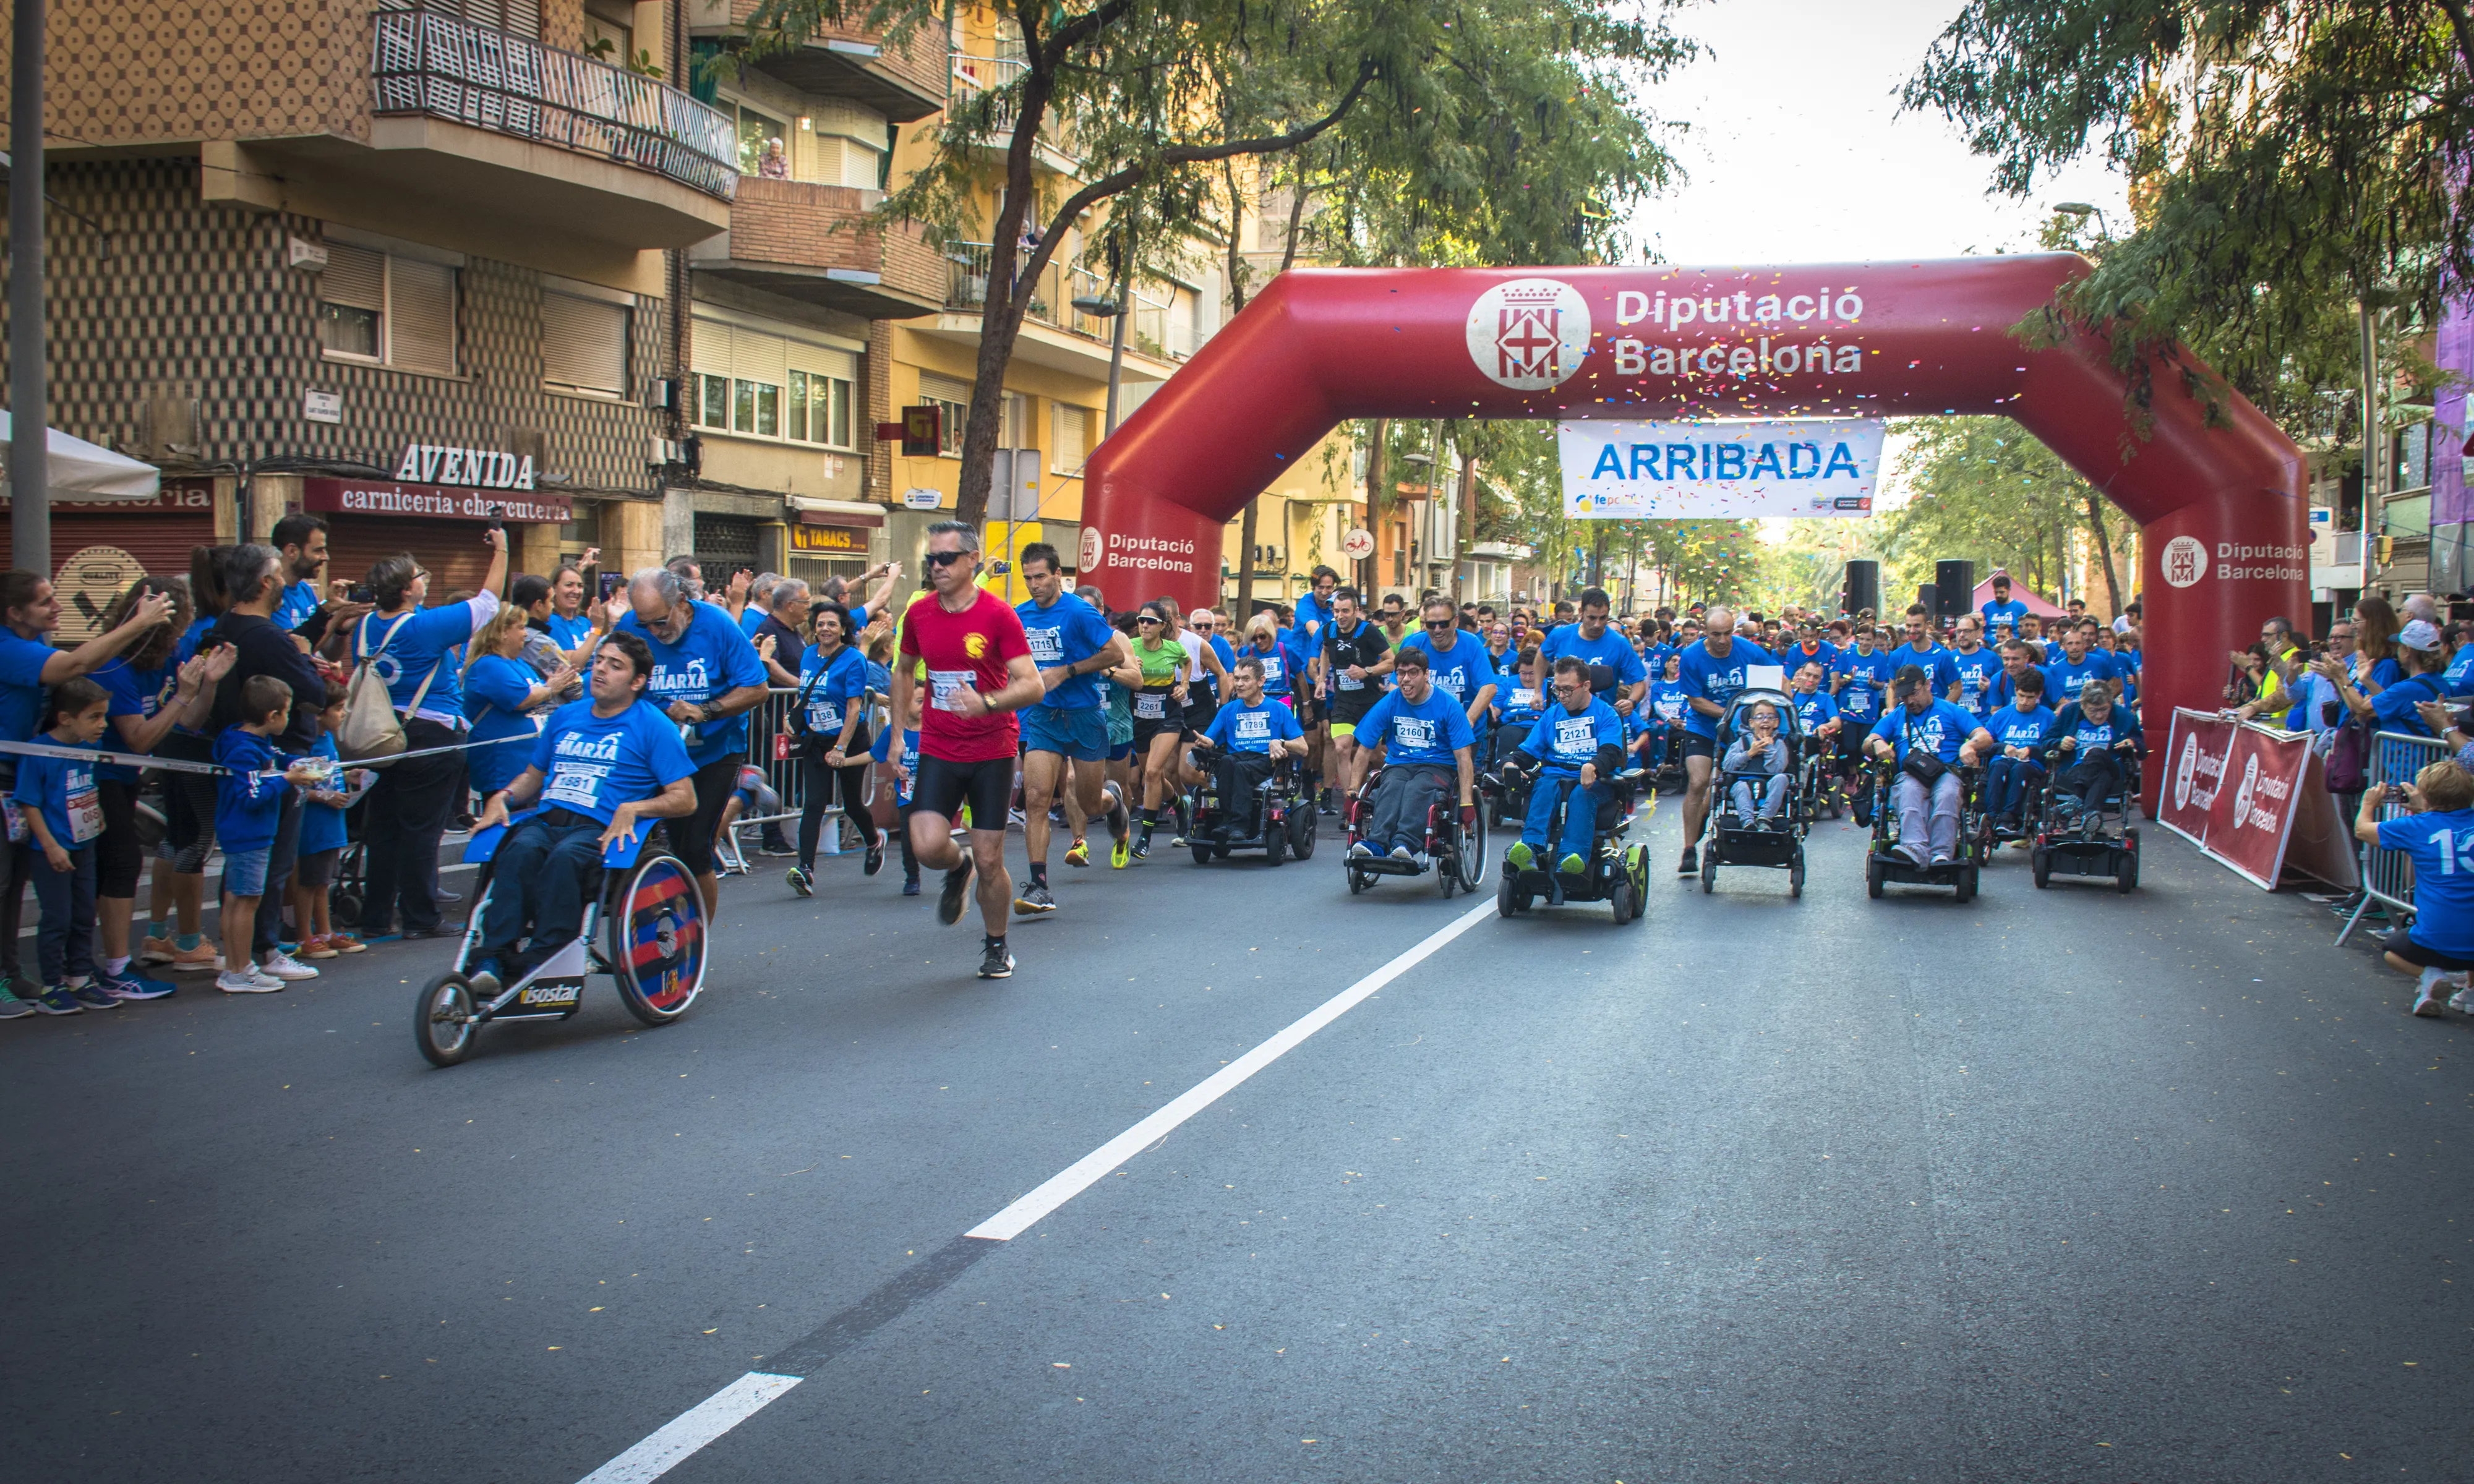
[{"xmin": 394, "ymin": 443, "xmax": 536, "ymax": 490}]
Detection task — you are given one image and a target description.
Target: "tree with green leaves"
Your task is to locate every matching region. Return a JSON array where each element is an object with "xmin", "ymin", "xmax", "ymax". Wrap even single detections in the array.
[
  {"xmin": 738, "ymin": 0, "xmax": 1693, "ymax": 525},
  {"xmin": 1903, "ymin": 0, "xmax": 2462, "ymax": 439},
  {"xmin": 1877, "ymin": 417, "xmax": 2137, "ymax": 612}
]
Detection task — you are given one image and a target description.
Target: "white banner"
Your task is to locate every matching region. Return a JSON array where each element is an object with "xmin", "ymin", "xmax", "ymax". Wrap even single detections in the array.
[{"xmin": 1558, "ymin": 418, "xmax": 1885, "ymax": 519}]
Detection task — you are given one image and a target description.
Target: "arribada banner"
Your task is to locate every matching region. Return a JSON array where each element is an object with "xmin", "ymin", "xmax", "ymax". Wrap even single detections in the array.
[
  {"xmin": 2157, "ymin": 708, "xmax": 2356, "ymax": 891},
  {"xmin": 1559, "ymin": 417, "xmax": 1884, "ymax": 520}
]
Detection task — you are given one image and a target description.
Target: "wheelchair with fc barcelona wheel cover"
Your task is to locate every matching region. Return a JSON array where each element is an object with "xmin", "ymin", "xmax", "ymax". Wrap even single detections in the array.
[{"xmin": 414, "ymin": 811, "xmax": 708, "ymax": 1067}]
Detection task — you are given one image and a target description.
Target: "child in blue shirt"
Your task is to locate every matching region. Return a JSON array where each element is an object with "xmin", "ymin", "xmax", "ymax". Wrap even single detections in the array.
[
  {"xmin": 870, "ymin": 686, "xmax": 923, "ymax": 895},
  {"xmin": 14, "ymin": 678, "xmax": 114, "ymax": 1013},
  {"xmin": 212, "ymin": 675, "xmax": 323, "ymax": 994},
  {"xmin": 1984, "ymin": 669, "xmax": 2057, "ymax": 836},
  {"xmin": 292, "ymin": 691, "xmax": 373, "ymax": 960},
  {"xmin": 2362, "ymin": 759, "xmax": 2474, "ymax": 1016}
]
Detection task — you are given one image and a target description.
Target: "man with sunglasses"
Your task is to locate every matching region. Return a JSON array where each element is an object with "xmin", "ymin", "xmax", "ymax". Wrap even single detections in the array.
[
  {"xmin": 892, "ymin": 521, "xmax": 1042, "ymax": 980},
  {"xmin": 1397, "ymin": 595, "xmax": 1499, "ymax": 758}
]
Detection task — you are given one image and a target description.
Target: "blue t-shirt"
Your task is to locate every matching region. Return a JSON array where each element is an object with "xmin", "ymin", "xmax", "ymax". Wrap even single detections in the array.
[
  {"xmin": 1400, "ymin": 631, "xmax": 1498, "ymax": 717},
  {"xmin": 1831, "ymin": 647, "xmax": 1894, "ymax": 723},
  {"xmin": 529, "ymin": 698, "xmax": 696, "ymax": 827},
  {"xmin": 12, "ymin": 739, "xmax": 101, "ymax": 847},
  {"xmin": 1791, "ymin": 688, "xmax": 1838, "ymax": 733},
  {"xmin": 1888, "ymin": 642, "xmax": 1959, "ymax": 696},
  {"xmin": 613, "ymin": 600, "xmax": 771, "ymax": 769},
  {"xmin": 2117, "ymin": 647, "xmax": 2143, "ymax": 703},
  {"xmin": 1517, "ymin": 697, "xmax": 1626, "ymax": 769},
  {"xmin": 0, "ymin": 628, "xmax": 55, "ymax": 743},
  {"xmin": 1017, "ymin": 592, "xmax": 1115, "ymax": 711},
  {"xmin": 1676, "ymin": 639, "xmax": 1779, "ymax": 739},
  {"xmin": 1539, "ymin": 625, "xmax": 1648, "ymax": 699},
  {"xmin": 92, "ymin": 656, "xmax": 174, "ymax": 784},
  {"xmin": 1948, "ymin": 646, "xmax": 2001, "ymax": 716},
  {"xmin": 2369, "ymin": 673, "xmax": 2445, "ymax": 738},
  {"xmin": 1781, "ymin": 642, "xmax": 1838, "ymax": 678},
  {"xmin": 1868, "ymin": 700, "xmax": 1980, "ymax": 764},
  {"xmin": 2381, "ymin": 809, "xmax": 2474, "ymax": 955},
  {"xmin": 1204, "ymin": 696, "xmax": 1304, "ymax": 756},
  {"xmin": 1988, "ymin": 703, "xmax": 2057, "ymax": 756},
  {"xmin": 798, "ymin": 644, "xmax": 871, "ymax": 737},
  {"xmin": 1357, "ymin": 686, "xmax": 1476, "ymax": 768},
  {"xmin": 299, "ymin": 732, "xmax": 351, "ymax": 855},
  {"xmin": 354, "ymin": 601, "xmax": 488, "ymax": 722},
  {"xmin": 1240, "ymin": 642, "xmax": 1290, "ymax": 694},
  {"xmin": 1980, "ymin": 599, "xmax": 2029, "ymax": 639},
  {"xmin": 212, "ymin": 727, "xmax": 292, "ymax": 855},
  {"xmin": 1648, "ymin": 679, "xmax": 1689, "ymax": 725},
  {"xmin": 2048, "ymin": 704, "xmax": 2143, "ymax": 755},
  {"xmin": 1496, "ymin": 680, "xmax": 1544, "ymax": 727},
  {"xmin": 546, "ymin": 611, "xmax": 594, "ymax": 652},
  {"xmin": 1286, "ymin": 594, "xmax": 1336, "ymax": 679},
  {"xmin": 173, "ymin": 615, "xmax": 214, "ymax": 666},
  {"xmin": 870, "ymin": 725, "xmax": 921, "ymax": 808},
  {"xmin": 273, "ymin": 579, "xmax": 322, "ymax": 634},
  {"xmin": 463, "ymin": 653, "xmax": 542, "ymax": 795},
  {"xmin": 738, "ymin": 605, "xmax": 767, "ymax": 638},
  {"xmin": 2041, "ymin": 652, "xmax": 2118, "ymax": 712}
]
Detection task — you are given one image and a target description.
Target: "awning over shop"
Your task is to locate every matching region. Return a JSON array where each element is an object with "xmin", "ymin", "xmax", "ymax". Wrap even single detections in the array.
[{"xmin": 0, "ymin": 411, "xmax": 161, "ymax": 503}]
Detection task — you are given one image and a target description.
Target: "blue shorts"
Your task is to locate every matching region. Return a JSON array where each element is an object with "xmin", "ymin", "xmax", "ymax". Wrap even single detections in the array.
[
  {"xmin": 1021, "ymin": 702, "xmax": 1109, "ymax": 761},
  {"xmin": 224, "ymin": 846, "xmax": 271, "ymax": 897}
]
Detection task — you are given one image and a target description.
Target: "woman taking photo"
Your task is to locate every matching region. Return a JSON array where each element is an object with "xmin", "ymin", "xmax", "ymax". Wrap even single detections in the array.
[
  {"xmin": 460, "ymin": 601, "xmax": 573, "ymax": 803},
  {"xmin": 351, "ymin": 529, "xmax": 506, "ymax": 940},
  {"xmin": 90, "ymin": 578, "xmax": 221, "ymax": 997},
  {"xmin": 786, "ymin": 600, "xmax": 882, "ymax": 897}
]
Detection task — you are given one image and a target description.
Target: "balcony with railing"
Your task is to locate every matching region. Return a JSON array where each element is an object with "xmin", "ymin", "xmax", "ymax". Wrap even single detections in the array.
[
  {"xmin": 721, "ymin": 0, "xmax": 951, "ymax": 122},
  {"xmin": 936, "ymin": 241, "xmax": 1186, "ymax": 382},
  {"xmin": 692, "ymin": 177, "xmax": 946, "ymax": 318}
]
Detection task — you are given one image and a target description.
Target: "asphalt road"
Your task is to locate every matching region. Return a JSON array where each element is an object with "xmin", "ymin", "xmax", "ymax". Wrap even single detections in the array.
[{"xmin": 6, "ymin": 802, "xmax": 2468, "ymax": 1483}]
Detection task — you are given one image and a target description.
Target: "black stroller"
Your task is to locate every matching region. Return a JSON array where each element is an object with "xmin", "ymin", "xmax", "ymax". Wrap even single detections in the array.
[{"xmin": 1698, "ymin": 689, "xmax": 1815, "ymax": 897}]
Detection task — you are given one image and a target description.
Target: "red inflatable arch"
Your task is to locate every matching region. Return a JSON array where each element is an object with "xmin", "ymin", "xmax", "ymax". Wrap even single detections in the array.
[{"xmin": 1077, "ymin": 254, "xmax": 2308, "ymax": 753}]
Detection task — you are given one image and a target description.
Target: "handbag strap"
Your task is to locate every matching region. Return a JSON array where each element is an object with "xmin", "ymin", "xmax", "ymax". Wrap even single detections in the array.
[{"xmin": 357, "ymin": 610, "xmax": 447, "ymax": 721}]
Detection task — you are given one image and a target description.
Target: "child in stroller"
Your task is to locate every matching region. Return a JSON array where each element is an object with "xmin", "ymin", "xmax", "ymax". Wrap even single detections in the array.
[{"xmin": 1698, "ymin": 687, "xmax": 1813, "ymax": 896}]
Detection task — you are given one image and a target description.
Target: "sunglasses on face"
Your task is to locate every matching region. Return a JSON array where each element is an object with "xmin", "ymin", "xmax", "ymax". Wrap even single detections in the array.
[
  {"xmin": 923, "ymin": 549, "xmax": 969, "ymax": 569},
  {"xmin": 1136, "ymin": 615, "xmax": 1163, "ymax": 626},
  {"xmin": 1424, "ymin": 618, "xmax": 1453, "ymax": 629}
]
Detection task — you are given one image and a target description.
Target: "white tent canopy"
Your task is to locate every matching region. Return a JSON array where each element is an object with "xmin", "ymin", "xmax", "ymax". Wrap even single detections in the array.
[{"xmin": 0, "ymin": 409, "xmax": 161, "ymax": 502}]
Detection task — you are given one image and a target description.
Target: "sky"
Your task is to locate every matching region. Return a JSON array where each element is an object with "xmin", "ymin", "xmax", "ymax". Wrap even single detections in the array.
[{"xmin": 1619, "ymin": 0, "xmax": 2133, "ymax": 524}]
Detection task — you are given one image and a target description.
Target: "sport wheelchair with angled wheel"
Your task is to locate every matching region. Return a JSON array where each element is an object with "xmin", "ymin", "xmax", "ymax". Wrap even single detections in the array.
[
  {"xmin": 1491, "ymin": 760, "xmax": 1651, "ymax": 924},
  {"xmin": 1184, "ymin": 752, "xmax": 1316, "ymax": 866},
  {"xmin": 2027, "ymin": 743, "xmax": 2144, "ymax": 893},
  {"xmin": 1862, "ymin": 754, "xmax": 1990, "ymax": 903},
  {"xmin": 1342, "ymin": 764, "xmax": 1487, "ymax": 897},
  {"xmin": 414, "ymin": 812, "xmax": 708, "ymax": 1067}
]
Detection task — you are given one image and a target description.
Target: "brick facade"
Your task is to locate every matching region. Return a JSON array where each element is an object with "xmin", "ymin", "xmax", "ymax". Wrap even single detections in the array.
[{"xmin": 720, "ymin": 177, "xmax": 943, "ymax": 304}]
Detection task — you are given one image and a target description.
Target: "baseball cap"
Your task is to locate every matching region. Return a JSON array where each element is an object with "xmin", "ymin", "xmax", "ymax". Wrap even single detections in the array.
[{"xmin": 2400, "ymin": 618, "xmax": 2443, "ymax": 652}]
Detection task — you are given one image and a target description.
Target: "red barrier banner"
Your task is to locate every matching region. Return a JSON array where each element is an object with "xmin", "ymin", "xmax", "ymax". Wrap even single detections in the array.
[{"xmin": 2159, "ymin": 708, "xmax": 2356, "ymax": 890}]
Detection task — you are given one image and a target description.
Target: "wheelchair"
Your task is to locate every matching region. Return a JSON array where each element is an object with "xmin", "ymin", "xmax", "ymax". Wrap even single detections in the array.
[
  {"xmin": 1698, "ymin": 688, "xmax": 1813, "ymax": 898},
  {"xmin": 1862, "ymin": 754, "xmax": 1990, "ymax": 903},
  {"xmin": 1183, "ymin": 751, "xmax": 1316, "ymax": 866},
  {"xmin": 1490, "ymin": 761, "xmax": 1651, "ymax": 924},
  {"xmin": 414, "ymin": 812, "xmax": 708, "ymax": 1067},
  {"xmin": 1482, "ymin": 719, "xmax": 1535, "ymax": 827},
  {"xmin": 1343, "ymin": 764, "xmax": 1488, "ymax": 897},
  {"xmin": 2027, "ymin": 746, "xmax": 2144, "ymax": 893}
]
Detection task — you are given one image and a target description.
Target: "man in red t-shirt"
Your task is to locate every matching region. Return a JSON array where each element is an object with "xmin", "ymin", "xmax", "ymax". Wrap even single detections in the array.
[{"xmin": 892, "ymin": 521, "xmax": 1043, "ymax": 979}]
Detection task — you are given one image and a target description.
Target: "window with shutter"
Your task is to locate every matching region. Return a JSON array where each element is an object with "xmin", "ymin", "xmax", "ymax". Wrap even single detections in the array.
[
  {"xmin": 387, "ymin": 258, "xmax": 459, "ymax": 375},
  {"xmin": 918, "ymin": 373, "xmax": 971, "ymax": 456},
  {"xmin": 317, "ymin": 244, "xmax": 384, "ymax": 360},
  {"xmin": 1050, "ymin": 404, "xmax": 1087, "ymax": 474},
  {"xmin": 542, "ymin": 291, "xmax": 629, "ymax": 395}
]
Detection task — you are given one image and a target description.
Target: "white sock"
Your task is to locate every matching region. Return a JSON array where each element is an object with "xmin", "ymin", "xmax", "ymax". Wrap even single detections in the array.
[{"xmin": 103, "ymin": 955, "xmax": 130, "ymax": 976}]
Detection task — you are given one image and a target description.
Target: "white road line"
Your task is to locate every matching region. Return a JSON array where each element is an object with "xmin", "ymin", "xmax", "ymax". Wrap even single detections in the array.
[
  {"xmin": 575, "ymin": 1371, "xmax": 802, "ymax": 1484},
  {"xmin": 967, "ymin": 896, "xmax": 1497, "ymax": 1240},
  {"xmin": 571, "ymin": 896, "xmax": 1494, "ymax": 1483}
]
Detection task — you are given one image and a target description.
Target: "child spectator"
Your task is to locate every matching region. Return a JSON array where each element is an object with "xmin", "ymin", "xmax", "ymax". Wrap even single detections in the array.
[
  {"xmin": 213, "ymin": 675, "xmax": 325, "ymax": 993},
  {"xmin": 292, "ymin": 689, "xmax": 370, "ymax": 960},
  {"xmin": 871, "ymin": 684, "xmax": 922, "ymax": 895},
  {"xmin": 2358, "ymin": 758, "xmax": 2474, "ymax": 1017},
  {"xmin": 15, "ymin": 677, "xmax": 115, "ymax": 1014}
]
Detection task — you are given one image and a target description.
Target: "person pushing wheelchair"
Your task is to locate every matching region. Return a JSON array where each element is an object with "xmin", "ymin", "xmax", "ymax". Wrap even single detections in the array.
[{"xmin": 464, "ymin": 632, "xmax": 699, "ymax": 992}]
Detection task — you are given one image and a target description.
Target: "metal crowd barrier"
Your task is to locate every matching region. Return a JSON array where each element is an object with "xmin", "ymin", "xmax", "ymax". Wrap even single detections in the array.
[
  {"xmin": 2338, "ymin": 729, "xmax": 2449, "ymax": 945},
  {"xmin": 721, "ymin": 686, "xmax": 892, "ymax": 866}
]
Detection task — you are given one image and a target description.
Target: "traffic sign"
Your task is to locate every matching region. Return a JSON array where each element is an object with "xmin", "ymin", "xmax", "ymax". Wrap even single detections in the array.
[{"xmin": 1340, "ymin": 527, "xmax": 1376, "ymax": 560}]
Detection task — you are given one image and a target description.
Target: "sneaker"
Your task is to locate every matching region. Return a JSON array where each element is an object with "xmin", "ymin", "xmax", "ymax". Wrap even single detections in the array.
[
  {"xmin": 1348, "ymin": 841, "xmax": 1374, "ymax": 859},
  {"xmin": 259, "ymin": 950, "xmax": 320, "ymax": 982},
  {"xmin": 901, "ymin": 877, "xmax": 922, "ymax": 897},
  {"xmin": 466, "ymin": 959, "xmax": 505, "ymax": 997},
  {"xmin": 1507, "ymin": 842, "xmax": 1536, "ymax": 872},
  {"xmin": 1557, "ymin": 853, "xmax": 1587, "ymax": 876},
  {"xmin": 1064, "ymin": 837, "xmax": 1090, "ymax": 868},
  {"xmin": 67, "ymin": 981, "xmax": 121, "ymax": 1010},
  {"xmin": 1677, "ymin": 845, "xmax": 1698, "ymax": 875},
  {"xmin": 1105, "ymin": 785, "xmax": 1129, "ymax": 840},
  {"xmin": 863, "ymin": 843, "xmax": 885, "ymax": 877},
  {"xmin": 1388, "ymin": 844, "xmax": 1415, "ymax": 862},
  {"xmin": 0, "ymin": 986, "xmax": 32, "ymax": 1020},
  {"xmin": 328, "ymin": 933, "xmax": 367, "ymax": 955},
  {"xmin": 216, "ymin": 967, "xmax": 283, "ymax": 994},
  {"xmin": 137, "ymin": 935, "xmax": 178, "ymax": 966},
  {"xmin": 98, "ymin": 968, "xmax": 176, "ymax": 1001},
  {"xmin": 169, "ymin": 942, "xmax": 221, "ymax": 974},
  {"xmin": 33, "ymin": 985, "xmax": 84, "ymax": 1015},
  {"xmin": 2450, "ymin": 984, "xmax": 2474, "ymax": 1015},
  {"xmin": 937, "ymin": 862, "xmax": 975, "ymax": 925},
  {"xmin": 786, "ymin": 864, "xmax": 813, "ymax": 898},
  {"xmin": 1015, "ymin": 883, "xmax": 1057, "ymax": 915},
  {"xmin": 978, "ymin": 940, "xmax": 1016, "ymax": 979},
  {"xmin": 1110, "ymin": 832, "xmax": 1132, "ymax": 869},
  {"xmin": 1130, "ymin": 837, "xmax": 1151, "ymax": 863},
  {"xmin": 2414, "ymin": 976, "xmax": 2453, "ymax": 1017},
  {"xmin": 301, "ymin": 935, "xmax": 340, "ymax": 960},
  {"xmin": 435, "ymin": 886, "xmax": 462, "ymax": 905}
]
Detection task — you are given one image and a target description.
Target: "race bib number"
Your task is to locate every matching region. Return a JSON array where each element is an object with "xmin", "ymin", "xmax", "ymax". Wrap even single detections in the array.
[
  {"xmin": 1261, "ymin": 655, "xmax": 1285, "ymax": 688},
  {"xmin": 1134, "ymin": 692, "xmax": 1169, "ymax": 720},
  {"xmin": 1509, "ymin": 689, "xmax": 1538, "ymax": 709},
  {"xmin": 1235, "ymin": 711, "xmax": 1272, "ymax": 741},
  {"xmin": 807, "ymin": 700, "xmax": 842, "ymax": 735},
  {"xmin": 1025, "ymin": 626, "xmax": 1064, "ymax": 664},
  {"xmin": 543, "ymin": 761, "xmax": 609, "ymax": 813},
  {"xmin": 1392, "ymin": 717, "xmax": 1439, "ymax": 751},
  {"xmin": 1337, "ymin": 671, "xmax": 1365, "ymax": 691},
  {"xmin": 66, "ymin": 780, "xmax": 102, "ymax": 844},
  {"xmin": 928, "ymin": 668, "xmax": 975, "ymax": 713},
  {"xmin": 1552, "ymin": 715, "xmax": 1596, "ymax": 760}
]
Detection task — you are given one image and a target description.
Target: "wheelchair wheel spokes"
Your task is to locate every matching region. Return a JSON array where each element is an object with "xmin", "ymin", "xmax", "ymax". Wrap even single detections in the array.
[
  {"xmin": 416, "ymin": 974, "xmax": 477, "ymax": 1068},
  {"xmin": 609, "ymin": 853, "xmax": 706, "ymax": 1026},
  {"xmin": 1458, "ymin": 806, "xmax": 1489, "ymax": 889}
]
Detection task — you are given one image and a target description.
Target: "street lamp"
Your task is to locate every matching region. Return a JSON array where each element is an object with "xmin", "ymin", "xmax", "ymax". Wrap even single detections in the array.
[{"xmin": 2052, "ymin": 201, "xmax": 2110, "ymax": 238}]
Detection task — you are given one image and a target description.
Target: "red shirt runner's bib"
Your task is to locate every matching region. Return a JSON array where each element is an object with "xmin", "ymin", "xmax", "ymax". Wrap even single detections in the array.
[{"xmin": 900, "ymin": 587, "xmax": 1034, "ymax": 763}]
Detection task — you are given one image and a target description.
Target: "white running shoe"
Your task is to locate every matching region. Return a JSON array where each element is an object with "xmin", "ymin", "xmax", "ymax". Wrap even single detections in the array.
[
  {"xmin": 217, "ymin": 967, "xmax": 283, "ymax": 994},
  {"xmin": 258, "ymin": 950, "xmax": 320, "ymax": 981}
]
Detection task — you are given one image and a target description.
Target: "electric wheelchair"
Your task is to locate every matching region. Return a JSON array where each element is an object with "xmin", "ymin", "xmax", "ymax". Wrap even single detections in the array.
[
  {"xmin": 2027, "ymin": 743, "xmax": 2144, "ymax": 893},
  {"xmin": 414, "ymin": 812, "xmax": 708, "ymax": 1067},
  {"xmin": 1184, "ymin": 751, "xmax": 1317, "ymax": 866},
  {"xmin": 1862, "ymin": 753, "xmax": 1991, "ymax": 903},
  {"xmin": 1698, "ymin": 688, "xmax": 1817, "ymax": 898},
  {"xmin": 1489, "ymin": 759, "xmax": 1652, "ymax": 924}
]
